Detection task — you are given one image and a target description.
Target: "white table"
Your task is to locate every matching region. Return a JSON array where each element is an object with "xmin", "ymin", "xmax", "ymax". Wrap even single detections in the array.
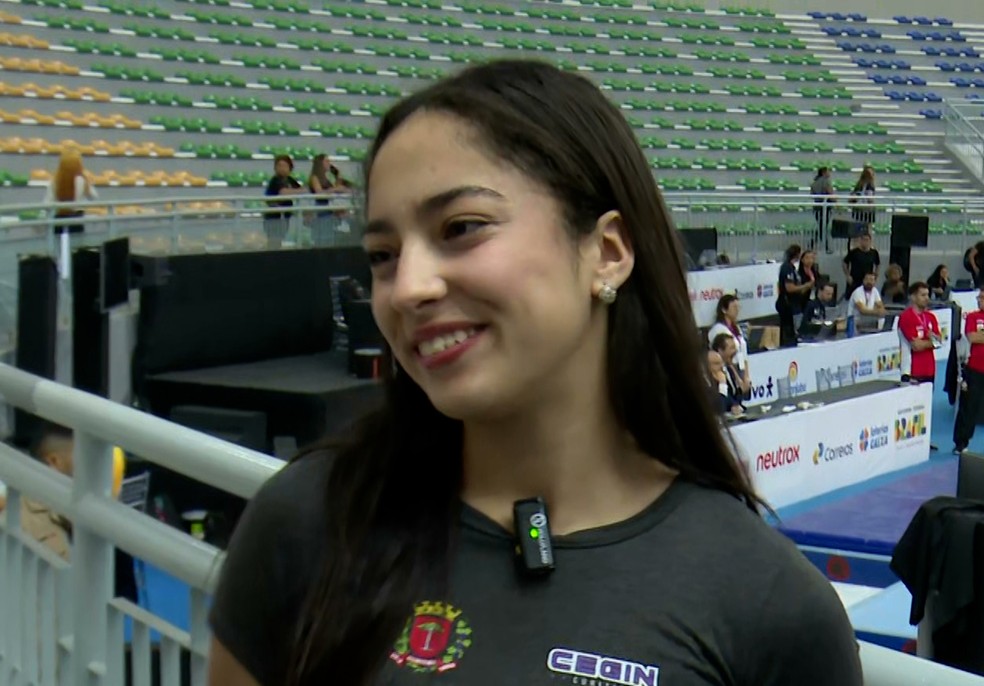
[
  {"xmin": 745, "ymin": 331, "xmax": 901, "ymax": 407},
  {"xmin": 731, "ymin": 382, "xmax": 933, "ymax": 509}
]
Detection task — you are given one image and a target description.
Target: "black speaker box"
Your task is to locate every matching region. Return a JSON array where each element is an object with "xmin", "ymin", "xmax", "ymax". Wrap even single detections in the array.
[{"xmin": 14, "ymin": 256, "xmax": 58, "ymax": 446}]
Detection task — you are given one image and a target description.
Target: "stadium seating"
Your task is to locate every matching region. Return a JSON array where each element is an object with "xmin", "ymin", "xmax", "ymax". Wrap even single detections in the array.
[{"xmin": 0, "ymin": 0, "xmax": 979, "ymax": 203}]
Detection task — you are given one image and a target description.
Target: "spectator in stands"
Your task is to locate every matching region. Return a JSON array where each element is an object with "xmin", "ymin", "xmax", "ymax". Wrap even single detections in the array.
[
  {"xmin": 848, "ymin": 271, "xmax": 886, "ymax": 322},
  {"xmin": 882, "ymin": 263, "xmax": 907, "ymax": 305},
  {"xmin": 208, "ymin": 59, "xmax": 862, "ymax": 686},
  {"xmin": 776, "ymin": 243, "xmax": 813, "ymax": 347},
  {"xmin": 964, "ymin": 242, "xmax": 984, "ymax": 289},
  {"xmin": 926, "ymin": 264, "xmax": 951, "ymax": 302},
  {"xmin": 0, "ymin": 424, "xmax": 73, "ymax": 560},
  {"xmin": 809, "ymin": 167, "xmax": 835, "ymax": 253},
  {"xmin": 842, "ymin": 230, "xmax": 880, "ymax": 301},
  {"xmin": 707, "ymin": 294, "xmax": 750, "ymax": 392},
  {"xmin": 42, "ymin": 149, "xmax": 97, "ymax": 235},
  {"xmin": 954, "ymin": 290, "xmax": 984, "ymax": 453},
  {"xmin": 711, "ymin": 333, "xmax": 749, "ymax": 405},
  {"xmin": 898, "ymin": 281, "xmax": 940, "ymax": 385},
  {"xmin": 707, "ymin": 349, "xmax": 743, "ymax": 416},
  {"xmin": 306, "ymin": 155, "xmax": 348, "ymax": 247},
  {"xmin": 848, "ymin": 165, "xmax": 876, "ymax": 229},
  {"xmin": 263, "ymin": 154, "xmax": 304, "ymax": 248}
]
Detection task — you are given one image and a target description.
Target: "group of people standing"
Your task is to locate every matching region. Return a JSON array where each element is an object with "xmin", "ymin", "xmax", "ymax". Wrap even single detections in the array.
[{"xmin": 263, "ymin": 153, "xmax": 353, "ymax": 247}]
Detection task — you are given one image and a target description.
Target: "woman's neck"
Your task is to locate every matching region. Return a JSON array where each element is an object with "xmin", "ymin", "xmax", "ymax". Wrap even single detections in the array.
[{"xmin": 460, "ymin": 376, "xmax": 674, "ymax": 536}]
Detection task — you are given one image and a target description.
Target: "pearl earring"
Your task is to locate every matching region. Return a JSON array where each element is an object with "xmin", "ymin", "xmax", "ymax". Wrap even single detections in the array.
[{"xmin": 598, "ymin": 282, "xmax": 617, "ymax": 305}]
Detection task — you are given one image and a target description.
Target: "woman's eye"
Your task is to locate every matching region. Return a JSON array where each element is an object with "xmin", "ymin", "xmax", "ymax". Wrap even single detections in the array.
[
  {"xmin": 366, "ymin": 250, "xmax": 394, "ymax": 266},
  {"xmin": 444, "ymin": 220, "xmax": 487, "ymax": 240}
]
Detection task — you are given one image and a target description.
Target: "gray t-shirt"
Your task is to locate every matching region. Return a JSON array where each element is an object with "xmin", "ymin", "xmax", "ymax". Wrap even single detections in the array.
[{"xmin": 210, "ymin": 455, "xmax": 862, "ymax": 686}]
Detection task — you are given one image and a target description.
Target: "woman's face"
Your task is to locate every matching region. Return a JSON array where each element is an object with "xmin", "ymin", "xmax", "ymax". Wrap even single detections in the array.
[
  {"xmin": 364, "ymin": 111, "xmax": 614, "ymax": 420},
  {"xmin": 801, "ymin": 252, "xmax": 815, "ymax": 269},
  {"xmin": 274, "ymin": 159, "xmax": 291, "ymax": 176},
  {"xmin": 941, "ymin": 267, "xmax": 949, "ymax": 281},
  {"xmin": 726, "ymin": 299, "xmax": 740, "ymax": 322}
]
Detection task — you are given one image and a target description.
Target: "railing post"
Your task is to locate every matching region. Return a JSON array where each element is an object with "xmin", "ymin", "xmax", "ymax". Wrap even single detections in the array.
[{"xmin": 70, "ymin": 432, "xmax": 114, "ymax": 686}]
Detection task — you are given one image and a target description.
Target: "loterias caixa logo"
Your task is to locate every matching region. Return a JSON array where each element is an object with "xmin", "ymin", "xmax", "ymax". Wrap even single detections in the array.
[
  {"xmin": 895, "ymin": 407, "xmax": 928, "ymax": 444},
  {"xmin": 390, "ymin": 601, "xmax": 472, "ymax": 674}
]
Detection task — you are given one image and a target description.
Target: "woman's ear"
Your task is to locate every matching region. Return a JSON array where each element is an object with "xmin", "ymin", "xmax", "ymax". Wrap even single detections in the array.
[{"xmin": 590, "ymin": 210, "xmax": 634, "ymax": 296}]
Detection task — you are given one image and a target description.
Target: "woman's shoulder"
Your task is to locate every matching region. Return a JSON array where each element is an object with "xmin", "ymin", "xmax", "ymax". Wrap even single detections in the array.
[{"xmin": 246, "ymin": 451, "xmax": 335, "ymax": 531}]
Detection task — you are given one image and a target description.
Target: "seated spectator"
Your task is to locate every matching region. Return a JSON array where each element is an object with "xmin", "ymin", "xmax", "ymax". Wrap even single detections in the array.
[
  {"xmin": 711, "ymin": 333, "xmax": 749, "ymax": 408},
  {"xmin": 927, "ymin": 264, "xmax": 951, "ymax": 302},
  {"xmin": 707, "ymin": 294, "xmax": 750, "ymax": 389},
  {"xmin": 882, "ymin": 263, "xmax": 907, "ymax": 305},
  {"xmin": 707, "ymin": 350, "xmax": 743, "ymax": 416},
  {"xmin": 0, "ymin": 423, "xmax": 73, "ymax": 560},
  {"xmin": 804, "ymin": 280, "xmax": 839, "ymax": 323},
  {"xmin": 849, "ymin": 271, "xmax": 887, "ymax": 324}
]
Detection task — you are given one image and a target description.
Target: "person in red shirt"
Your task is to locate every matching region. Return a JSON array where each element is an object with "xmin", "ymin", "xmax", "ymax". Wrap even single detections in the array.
[
  {"xmin": 898, "ymin": 281, "xmax": 941, "ymax": 384},
  {"xmin": 954, "ymin": 290, "xmax": 984, "ymax": 452}
]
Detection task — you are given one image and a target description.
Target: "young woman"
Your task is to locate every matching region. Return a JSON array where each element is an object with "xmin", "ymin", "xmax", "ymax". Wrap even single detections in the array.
[
  {"xmin": 776, "ymin": 243, "xmax": 814, "ymax": 347},
  {"xmin": 927, "ymin": 264, "xmax": 951, "ymax": 302},
  {"xmin": 798, "ymin": 249, "xmax": 822, "ymax": 300},
  {"xmin": 208, "ymin": 60, "xmax": 862, "ymax": 686},
  {"xmin": 707, "ymin": 294, "xmax": 750, "ymax": 394},
  {"xmin": 42, "ymin": 149, "xmax": 97, "ymax": 234},
  {"xmin": 306, "ymin": 154, "xmax": 348, "ymax": 246},
  {"xmin": 849, "ymin": 166, "xmax": 876, "ymax": 229}
]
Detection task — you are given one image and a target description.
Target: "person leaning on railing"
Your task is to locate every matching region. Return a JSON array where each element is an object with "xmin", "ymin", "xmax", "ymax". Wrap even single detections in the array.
[
  {"xmin": 206, "ymin": 60, "xmax": 861, "ymax": 686},
  {"xmin": 41, "ymin": 149, "xmax": 97, "ymax": 235},
  {"xmin": 0, "ymin": 423, "xmax": 74, "ymax": 560}
]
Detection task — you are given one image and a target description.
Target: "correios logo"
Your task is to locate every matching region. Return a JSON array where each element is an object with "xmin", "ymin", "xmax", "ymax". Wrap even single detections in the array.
[
  {"xmin": 750, "ymin": 375, "xmax": 775, "ymax": 400},
  {"xmin": 859, "ymin": 425, "xmax": 890, "ymax": 451},
  {"xmin": 736, "ymin": 289, "xmax": 755, "ymax": 301},
  {"xmin": 812, "ymin": 441, "xmax": 853, "ymax": 465},
  {"xmin": 756, "ymin": 283, "xmax": 775, "ymax": 299},
  {"xmin": 756, "ymin": 444, "xmax": 800, "ymax": 472},
  {"xmin": 895, "ymin": 413, "xmax": 928, "ymax": 442}
]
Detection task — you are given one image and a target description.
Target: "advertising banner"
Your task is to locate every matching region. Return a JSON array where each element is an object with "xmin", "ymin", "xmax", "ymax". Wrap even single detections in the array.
[
  {"xmin": 745, "ymin": 331, "xmax": 901, "ymax": 407},
  {"xmin": 731, "ymin": 383, "xmax": 932, "ymax": 508},
  {"xmin": 687, "ymin": 263, "xmax": 778, "ymax": 327}
]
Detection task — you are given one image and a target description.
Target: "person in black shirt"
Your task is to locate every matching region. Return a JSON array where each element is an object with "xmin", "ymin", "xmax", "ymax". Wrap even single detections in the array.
[
  {"xmin": 842, "ymin": 231, "xmax": 880, "ymax": 301},
  {"xmin": 927, "ymin": 264, "xmax": 951, "ymax": 302},
  {"xmin": 804, "ymin": 280, "xmax": 835, "ymax": 323},
  {"xmin": 776, "ymin": 244, "xmax": 813, "ymax": 347},
  {"xmin": 208, "ymin": 59, "xmax": 862, "ymax": 686},
  {"xmin": 965, "ymin": 242, "xmax": 984, "ymax": 289},
  {"xmin": 264, "ymin": 154, "xmax": 304, "ymax": 247}
]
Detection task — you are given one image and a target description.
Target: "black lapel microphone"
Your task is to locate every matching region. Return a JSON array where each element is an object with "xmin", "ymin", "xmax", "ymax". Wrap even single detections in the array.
[{"xmin": 513, "ymin": 497, "xmax": 556, "ymax": 578}]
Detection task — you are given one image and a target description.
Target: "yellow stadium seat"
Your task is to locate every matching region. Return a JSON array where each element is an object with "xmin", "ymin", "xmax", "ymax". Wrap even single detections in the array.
[
  {"xmin": 0, "ymin": 12, "xmax": 23, "ymax": 24},
  {"xmin": 0, "ymin": 109, "xmax": 18, "ymax": 123},
  {"xmin": 31, "ymin": 169, "xmax": 51, "ymax": 182},
  {"xmin": 0, "ymin": 138, "xmax": 18, "ymax": 153}
]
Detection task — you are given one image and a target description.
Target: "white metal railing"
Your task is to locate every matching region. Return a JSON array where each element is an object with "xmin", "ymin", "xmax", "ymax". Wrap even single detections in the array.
[
  {"xmin": 1, "ymin": 367, "xmax": 984, "ymax": 685},
  {"xmin": 944, "ymin": 100, "xmax": 984, "ymax": 182},
  {"xmin": 0, "ymin": 364, "xmax": 282, "ymax": 686}
]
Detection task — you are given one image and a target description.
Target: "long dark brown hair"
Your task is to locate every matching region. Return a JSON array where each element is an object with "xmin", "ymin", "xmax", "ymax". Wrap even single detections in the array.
[{"xmin": 285, "ymin": 59, "xmax": 762, "ymax": 685}]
